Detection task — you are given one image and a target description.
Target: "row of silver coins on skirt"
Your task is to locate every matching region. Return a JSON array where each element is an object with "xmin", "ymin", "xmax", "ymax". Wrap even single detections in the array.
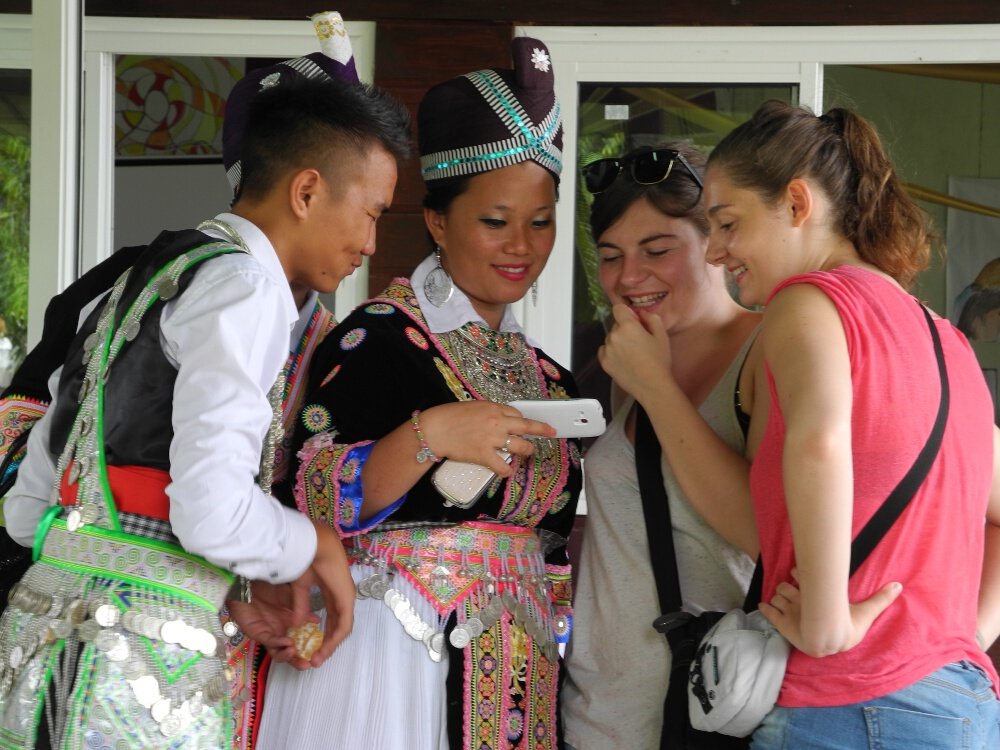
[
  {"xmin": 355, "ymin": 571, "xmax": 561, "ymax": 663},
  {"xmin": 123, "ymin": 669, "xmax": 229, "ymax": 738},
  {"xmin": 385, "ymin": 585, "xmax": 446, "ymax": 663},
  {"xmin": 0, "ymin": 624, "xmax": 230, "ymax": 738},
  {"xmin": 7, "ymin": 584, "xmax": 222, "ymax": 658}
]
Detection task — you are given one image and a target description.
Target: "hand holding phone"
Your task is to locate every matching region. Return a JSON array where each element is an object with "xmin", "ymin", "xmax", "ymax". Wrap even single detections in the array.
[{"xmin": 430, "ymin": 398, "xmax": 606, "ymax": 509}]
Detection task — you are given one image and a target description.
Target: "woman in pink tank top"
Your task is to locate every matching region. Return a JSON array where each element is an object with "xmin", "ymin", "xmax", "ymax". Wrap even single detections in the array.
[{"xmin": 702, "ymin": 100, "xmax": 1000, "ymax": 749}]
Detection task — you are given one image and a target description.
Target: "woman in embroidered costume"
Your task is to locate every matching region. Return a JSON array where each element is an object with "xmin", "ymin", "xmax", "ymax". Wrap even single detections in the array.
[{"xmin": 256, "ymin": 37, "xmax": 583, "ymax": 750}]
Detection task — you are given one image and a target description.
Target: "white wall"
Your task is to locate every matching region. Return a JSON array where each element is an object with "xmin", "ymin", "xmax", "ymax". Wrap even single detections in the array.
[{"xmin": 113, "ymin": 162, "xmax": 232, "ymax": 248}]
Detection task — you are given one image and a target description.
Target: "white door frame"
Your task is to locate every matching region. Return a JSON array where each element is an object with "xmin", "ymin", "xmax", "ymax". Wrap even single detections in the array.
[{"xmin": 517, "ymin": 24, "xmax": 1000, "ymax": 366}]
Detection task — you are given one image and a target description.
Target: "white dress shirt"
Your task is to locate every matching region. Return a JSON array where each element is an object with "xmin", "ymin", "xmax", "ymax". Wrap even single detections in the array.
[{"xmin": 5, "ymin": 213, "xmax": 318, "ymax": 583}]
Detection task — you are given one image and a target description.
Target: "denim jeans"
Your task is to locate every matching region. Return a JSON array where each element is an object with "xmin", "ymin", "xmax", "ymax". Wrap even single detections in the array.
[{"xmin": 751, "ymin": 661, "xmax": 1000, "ymax": 749}]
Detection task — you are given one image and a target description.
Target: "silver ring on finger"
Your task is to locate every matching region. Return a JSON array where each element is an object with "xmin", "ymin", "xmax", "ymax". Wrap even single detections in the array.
[{"xmin": 503, "ymin": 436, "xmax": 512, "ymax": 451}]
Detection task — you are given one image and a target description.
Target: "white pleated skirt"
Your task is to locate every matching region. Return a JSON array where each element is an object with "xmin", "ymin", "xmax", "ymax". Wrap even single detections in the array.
[{"xmin": 256, "ymin": 566, "xmax": 450, "ymax": 750}]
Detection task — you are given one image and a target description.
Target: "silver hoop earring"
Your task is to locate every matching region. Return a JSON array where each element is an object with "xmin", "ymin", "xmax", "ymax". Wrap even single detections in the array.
[{"xmin": 424, "ymin": 245, "xmax": 454, "ymax": 307}]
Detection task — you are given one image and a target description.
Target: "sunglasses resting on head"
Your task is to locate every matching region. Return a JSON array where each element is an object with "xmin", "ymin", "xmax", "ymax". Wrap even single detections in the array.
[{"xmin": 582, "ymin": 148, "xmax": 704, "ymax": 194}]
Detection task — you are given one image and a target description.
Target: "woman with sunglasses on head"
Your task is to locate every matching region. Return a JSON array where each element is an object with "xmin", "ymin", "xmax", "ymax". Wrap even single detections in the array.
[
  {"xmin": 704, "ymin": 100, "xmax": 1000, "ymax": 749},
  {"xmin": 562, "ymin": 142, "xmax": 761, "ymax": 750},
  {"xmin": 255, "ymin": 38, "xmax": 583, "ymax": 750}
]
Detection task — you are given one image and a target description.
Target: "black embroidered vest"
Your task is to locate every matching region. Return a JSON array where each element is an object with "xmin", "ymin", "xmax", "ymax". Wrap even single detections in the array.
[{"xmin": 49, "ymin": 229, "xmax": 243, "ymax": 470}]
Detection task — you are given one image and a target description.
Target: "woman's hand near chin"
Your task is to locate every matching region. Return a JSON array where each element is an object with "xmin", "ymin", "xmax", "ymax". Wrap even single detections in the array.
[{"xmin": 598, "ymin": 302, "xmax": 672, "ymax": 402}]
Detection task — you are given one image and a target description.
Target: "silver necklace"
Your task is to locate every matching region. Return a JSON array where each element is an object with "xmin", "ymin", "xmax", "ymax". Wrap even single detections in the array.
[{"xmin": 443, "ymin": 323, "xmax": 542, "ymax": 404}]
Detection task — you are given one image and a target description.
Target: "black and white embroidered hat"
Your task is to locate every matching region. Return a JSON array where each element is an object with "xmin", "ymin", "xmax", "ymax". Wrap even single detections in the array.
[
  {"xmin": 418, "ymin": 37, "xmax": 563, "ymax": 184},
  {"xmin": 222, "ymin": 10, "xmax": 360, "ymax": 196}
]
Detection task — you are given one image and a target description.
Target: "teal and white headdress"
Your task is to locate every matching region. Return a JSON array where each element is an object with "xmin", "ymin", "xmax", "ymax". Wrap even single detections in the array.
[{"xmin": 417, "ymin": 37, "xmax": 563, "ymax": 184}]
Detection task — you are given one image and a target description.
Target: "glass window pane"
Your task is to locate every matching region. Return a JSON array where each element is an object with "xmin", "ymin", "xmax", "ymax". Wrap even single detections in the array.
[
  {"xmin": 112, "ymin": 54, "xmax": 240, "ymax": 249},
  {"xmin": 0, "ymin": 68, "xmax": 30, "ymax": 385},
  {"xmin": 823, "ymin": 64, "xmax": 1000, "ymax": 422}
]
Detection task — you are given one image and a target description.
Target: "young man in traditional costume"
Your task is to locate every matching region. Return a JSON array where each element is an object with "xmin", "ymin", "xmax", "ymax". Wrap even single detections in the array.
[{"xmin": 0, "ymin": 18, "xmax": 411, "ymax": 748}]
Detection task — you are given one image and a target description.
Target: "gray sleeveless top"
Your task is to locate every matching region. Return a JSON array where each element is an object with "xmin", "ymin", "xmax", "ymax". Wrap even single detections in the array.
[{"xmin": 562, "ymin": 330, "xmax": 758, "ymax": 750}]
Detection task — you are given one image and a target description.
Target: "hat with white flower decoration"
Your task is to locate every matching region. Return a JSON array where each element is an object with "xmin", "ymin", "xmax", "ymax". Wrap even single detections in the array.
[
  {"xmin": 223, "ymin": 11, "xmax": 360, "ymax": 198},
  {"xmin": 418, "ymin": 36, "xmax": 563, "ymax": 184}
]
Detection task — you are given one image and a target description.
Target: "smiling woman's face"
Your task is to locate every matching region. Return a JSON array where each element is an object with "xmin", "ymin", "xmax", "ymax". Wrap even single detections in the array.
[
  {"xmin": 597, "ymin": 196, "xmax": 722, "ymax": 334},
  {"xmin": 426, "ymin": 161, "xmax": 557, "ymax": 328}
]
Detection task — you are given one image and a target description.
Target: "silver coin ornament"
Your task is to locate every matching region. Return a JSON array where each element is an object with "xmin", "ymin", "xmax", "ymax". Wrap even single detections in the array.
[
  {"xmin": 82, "ymin": 331, "xmax": 100, "ymax": 354},
  {"xmin": 465, "ymin": 617, "xmax": 484, "ymax": 638},
  {"xmin": 356, "ymin": 576, "xmax": 373, "ymax": 599},
  {"xmin": 77, "ymin": 620, "xmax": 101, "ymax": 642},
  {"xmin": 449, "ymin": 626, "xmax": 471, "ymax": 649},
  {"xmin": 123, "ymin": 659, "xmax": 146, "ymax": 680},
  {"xmin": 157, "ymin": 276, "xmax": 180, "ymax": 300},
  {"xmin": 478, "ymin": 606, "xmax": 498, "ymax": 630},
  {"xmin": 130, "ymin": 674, "xmax": 161, "ymax": 708},
  {"xmin": 94, "ymin": 604, "xmax": 120, "ymax": 628},
  {"xmin": 151, "ymin": 697, "xmax": 172, "ymax": 723},
  {"xmin": 159, "ymin": 713, "xmax": 182, "ymax": 737},
  {"xmin": 107, "ymin": 640, "xmax": 130, "ymax": 662},
  {"xmin": 80, "ymin": 503, "xmax": 100, "ymax": 525},
  {"xmin": 65, "ymin": 509, "xmax": 82, "ymax": 532},
  {"xmin": 368, "ymin": 578, "xmax": 388, "ymax": 601},
  {"xmin": 501, "ymin": 591, "xmax": 517, "ymax": 612},
  {"xmin": 122, "ymin": 317, "xmax": 141, "ymax": 342},
  {"xmin": 66, "ymin": 599, "xmax": 87, "ymax": 626},
  {"xmin": 513, "ymin": 602, "xmax": 529, "ymax": 626}
]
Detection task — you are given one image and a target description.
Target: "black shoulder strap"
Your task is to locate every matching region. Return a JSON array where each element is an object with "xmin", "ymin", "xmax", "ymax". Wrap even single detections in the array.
[
  {"xmin": 635, "ymin": 406, "xmax": 762, "ymax": 615},
  {"xmin": 635, "ymin": 405, "xmax": 683, "ymax": 615},
  {"xmin": 849, "ymin": 303, "xmax": 948, "ymax": 574}
]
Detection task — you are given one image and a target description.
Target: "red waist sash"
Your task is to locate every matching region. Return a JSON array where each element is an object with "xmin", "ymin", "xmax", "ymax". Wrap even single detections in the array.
[{"xmin": 60, "ymin": 465, "xmax": 171, "ymax": 522}]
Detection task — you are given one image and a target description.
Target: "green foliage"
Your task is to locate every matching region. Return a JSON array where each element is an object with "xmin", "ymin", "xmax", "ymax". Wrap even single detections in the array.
[
  {"xmin": 574, "ymin": 132, "xmax": 625, "ymax": 325},
  {"xmin": 0, "ymin": 134, "xmax": 30, "ymax": 362}
]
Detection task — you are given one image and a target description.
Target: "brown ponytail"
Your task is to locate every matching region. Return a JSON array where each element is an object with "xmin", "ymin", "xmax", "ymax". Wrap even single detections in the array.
[{"xmin": 707, "ymin": 100, "xmax": 934, "ymax": 289}]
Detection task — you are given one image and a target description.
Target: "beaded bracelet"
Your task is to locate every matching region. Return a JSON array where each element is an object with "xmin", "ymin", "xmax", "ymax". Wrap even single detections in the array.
[{"xmin": 411, "ymin": 409, "xmax": 442, "ymax": 464}]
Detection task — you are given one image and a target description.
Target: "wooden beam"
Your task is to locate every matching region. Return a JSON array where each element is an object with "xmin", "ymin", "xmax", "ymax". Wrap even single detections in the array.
[{"xmin": 77, "ymin": 0, "xmax": 1000, "ymax": 26}]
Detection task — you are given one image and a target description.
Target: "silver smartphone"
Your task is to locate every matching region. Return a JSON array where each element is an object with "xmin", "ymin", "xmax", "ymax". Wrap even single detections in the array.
[
  {"xmin": 432, "ymin": 449, "xmax": 513, "ymax": 509},
  {"xmin": 508, "ymin": 398, "xmax": 606, "ymax": 438},
  {"xmin": 431, "ymin": 398, "xmax": 606, "ymax": 509}
]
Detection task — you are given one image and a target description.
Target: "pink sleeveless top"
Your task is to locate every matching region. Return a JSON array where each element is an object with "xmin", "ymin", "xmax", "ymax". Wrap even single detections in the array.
[{"xmin": 751, "ymin": 266, "xmax": 999, "ymax": 707}]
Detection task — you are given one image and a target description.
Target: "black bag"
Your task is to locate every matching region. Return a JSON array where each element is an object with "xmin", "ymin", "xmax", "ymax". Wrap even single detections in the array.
[
  {"xmin": 634, "ymin": 406, "xmax": 754, "ymax": 750},
  {"xmin": 658, "ymin": 611, "xmax": 745, "ymax": 750},
  {"xmin": 0, "ymin": 244, "xmax": 145, "ymax": 614}
]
